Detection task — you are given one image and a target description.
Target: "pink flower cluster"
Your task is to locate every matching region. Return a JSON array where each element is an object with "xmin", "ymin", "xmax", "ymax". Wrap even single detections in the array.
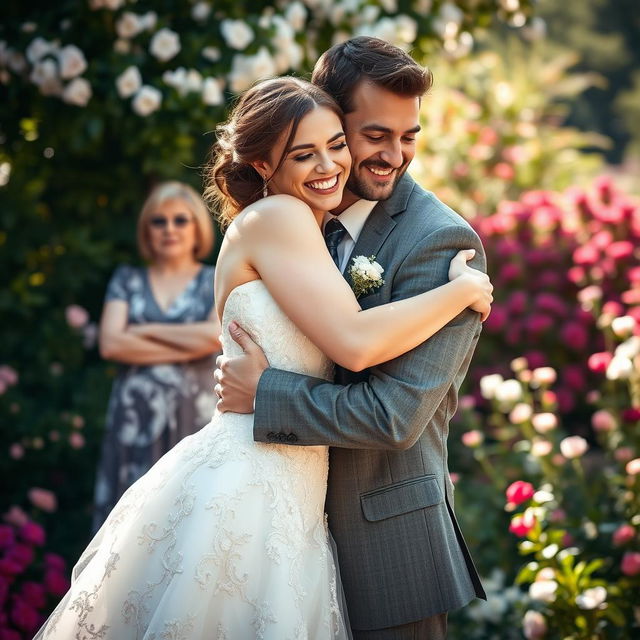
[
  {"xmin": 473, "ymin": 178, "xmax": 640, "ymax": 415},
  {"xmin": 0, "ymin": 366, "xmax": 18, "ymax": 397},
  {"xmin": 0, "ymin": 517, "xmax": 69, "ymax": 638}
]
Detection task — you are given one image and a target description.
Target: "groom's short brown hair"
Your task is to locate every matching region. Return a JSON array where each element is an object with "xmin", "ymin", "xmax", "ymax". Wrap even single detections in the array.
[{"xmin": 311, "ymin": 36, "xmax": 432, "ymax": 114}]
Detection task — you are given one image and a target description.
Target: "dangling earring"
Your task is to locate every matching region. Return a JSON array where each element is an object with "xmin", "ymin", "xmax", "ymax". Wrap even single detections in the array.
[{"xmin": 262, "ymin": 176, "xmax": 268, "ymax": 198}]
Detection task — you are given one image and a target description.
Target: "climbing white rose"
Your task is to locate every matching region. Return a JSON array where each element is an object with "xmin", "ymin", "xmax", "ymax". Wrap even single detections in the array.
[
  {"xmin": 116, "ymin": 65, "xmax": 142, "ymax": 98},
  {"xmin": 58, "ymin": 45, "xmax": 87, "ymax": 80},
  {"xmin": 150, "ymin": 28, "xmax": 181, "ymax": 62},
  {"xmin": 202, "ymin": 77, "xmax": 223, "ymax": 106},
  {"xmin": 116, "ymin": 12, "xmax": 144, "ymax": 39},
  {"xmin": 220, "ymin": 19, "xmax": 254, "ymax": 50},
  {"xmin": 132, "ymin": 85, "xmax": 162, "ymax": 116},
  {"xmin": 62, "ymin": 77, "xmax": 92, "ymax": 106}
]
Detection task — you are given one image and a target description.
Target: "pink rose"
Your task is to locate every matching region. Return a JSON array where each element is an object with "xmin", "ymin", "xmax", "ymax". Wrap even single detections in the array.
[
  {"xmin": 587, "ymin": 352, "xmax": 612, "ymax": 374},
  {"xmin": 573, "ymin": 244, "xmax": 600, "ymax": 266},
  {"xmin": 531, "ymin": 440, "xmax": 553, "ymax": 457},
  {"xmin": 69, "ymin": 432, "xmax": 86, "ymax": 449},
  {"xmin": 28, "ymin": 488, "xmax": 58, "ymax": 513},
  {"xmin": 0, "ymin": 557, "xmax": 23, "ymax": 575},
  {"xmin": 461, "ymin": 430, "xmax": 484, "ymax": 448},
  {"xmin": 484, "ymin": 304, "xmax": 507, "ymax": 332},
  {"xmin": 509, "ymin": 510, "xmax": 537, "ymax": 537},
  {"xmin": 3, "ymin": 506, "xmax": 28, "ymax": 527},
  {"xmin": 506, "ymin": 480, "xmax": 535, "ymax": 506},
  {"xmin": 621, "ymin": 552, "xmax": 640, "ymax": 576},
  {"xmin": 560, "ymin": 435, "xmax": 589, "ymax": 459},
  {"xmin": 602, "ymin": 301, "xmax": 625, "ymax": 317},
  {"xmin": 44, "ymin": 569, "xmax": 70, "ymax": 596},
  {"xmin": 607, "ymin": 241, "xmax": 634, "ymax": 260},
  {"xmin": 526, "ymin": 314, "xmax": 553, "ymax": 334},
  {"xmin": 591, "ymin": 409, "xmax": 617, "ymax": 433},
  {"xmin": 615, "ymin": 447, "xmax": 634, "ymax": 463},
  {"xmin": 612, "ymin": 524, "xmax": 635, "ymax": 546},
  {"xmin": 19, "ymin": 521, "xmax": 45, "ymax": 546},
  {"xmin": 509, "ymin": 403, "xmax": 533, "ymax": 424},
  {"xmin": 0, "ymin": 365, "xmax": 18, "ymax": 386},
  {"xmin": 493, "ymin": 162, "xmax": 515, "ymax": 181},
  {"xmin": 626, "ymin": 458, "xmax": 640, "ymax": 475},
  {"xmin": 8, "ymin": 443, "xmax": 24, "ymax": 460},
  {"xmin": 65, "ymin": 304, "xmax": 89, "ymax": 329}
]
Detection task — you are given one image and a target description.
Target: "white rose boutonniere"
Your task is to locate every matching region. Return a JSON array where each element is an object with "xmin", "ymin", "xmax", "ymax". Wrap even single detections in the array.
[{"xmin": 348, "ymin": 255, "xmax": 385, "ymax": 299}]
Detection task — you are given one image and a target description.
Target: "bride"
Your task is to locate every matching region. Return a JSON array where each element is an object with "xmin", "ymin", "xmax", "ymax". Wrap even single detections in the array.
[{"xmin": 35, "ymin": 77, "xmax": 492, "ymax": 640}]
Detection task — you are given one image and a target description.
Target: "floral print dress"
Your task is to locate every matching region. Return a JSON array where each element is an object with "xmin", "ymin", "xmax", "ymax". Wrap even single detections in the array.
[{"xmin": 92, "ymin": 264, "xmax": 218, "ymax": 531}]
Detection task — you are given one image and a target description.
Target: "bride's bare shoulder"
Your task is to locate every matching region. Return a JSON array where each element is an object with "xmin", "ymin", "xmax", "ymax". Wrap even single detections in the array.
[{"xmin": 231, "ymin": 195, "xmax": 316, "ymax": 235}]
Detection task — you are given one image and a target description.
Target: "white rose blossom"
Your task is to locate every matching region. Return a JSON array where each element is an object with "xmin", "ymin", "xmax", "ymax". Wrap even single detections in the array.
[
  {"xmin": 30, "ymin": 59, "xmax": 63, "ymax": 96},
  {"xmin": 163, "ymin": 67, "xmax": 188, "ymax": 93},
  {"xmin": 116, "ymin": 65, "xmax": 142, "ymax": 98},
  {"xmin": 228, "ymin": 47, "xmax": 276, "ymax": 93},
  {"xmin": 559, "ymin": 435, "xmax": 589, "ymax": 459},
  {"xmin": 150, "ymin": 28, "xmax": 181, "ymax": 63},
  {"xmin": 479, "ymin": 374, "xmax": 504, "ymax": 400},
  {"xmin": 202, "ymin": 77, "xmax": 223, "ymax": 106},
  {"xmin": 132, "ymin": 85, "xmax": 162, "ymax": 116},
  {"xmin": 606, "ymin": 354, "xmax": 634, "ymax": 380},
  {"xmin": 62, "ymin": 77, "xmax": 92, "ymax": 106},
  {"xmin": 529, "ymin": 579, "xmax": 558, "ymax": 603},
  {"xmin": 494, "ymin": 379, "xmax": 523, "ymax": 404},
  {"xmin": 192, "ymin": 2, "xmax": 212, "ymax": 22},
  {"xmin": 116, "ymin": 12, "xmax": 144, "ymax": 39},
  {"xmin": 202, "ymin": 46, "xmax": 221, "ymax": 62},
  {"xmin": 576, "ymin": 586, "xmax": 607, "ymax": 610},
  {"xmin": 58, "ymin": 45, "xmax": 87, "ymax": 80},
  {"xmin": 285, "ymin": 2, "xmax": 307, "ymax": 31},
  {"xmin": 26, "ymin": 37, "xmax": 54, "ymax": 64},
  {"xmin": 220, "ymin": 19, "xmax": 254, "ymax": 51},
  {"xmin": 140, "ymin": 12, "xmax": 158, "ymax": 31}
]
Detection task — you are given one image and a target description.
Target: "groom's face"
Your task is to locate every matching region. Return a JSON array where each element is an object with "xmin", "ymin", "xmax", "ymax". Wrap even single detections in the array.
[{"xmin": 342, "ymin": 81, "xmax": 420, "ymax": 205}]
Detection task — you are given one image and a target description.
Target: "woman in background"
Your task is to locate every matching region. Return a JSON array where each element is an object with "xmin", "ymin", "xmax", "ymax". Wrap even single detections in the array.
[{"xmin": 93, "ymin": 181, "xmax": 221, "ymax": 530}]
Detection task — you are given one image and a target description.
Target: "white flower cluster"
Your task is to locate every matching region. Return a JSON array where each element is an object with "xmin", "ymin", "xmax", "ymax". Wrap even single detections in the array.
[
  {"xmin": 163, "ymin": 67, "xmax": 224, "ymax": 106},
  {"xmin": 466, "ymin": 568, "xmax": 525, "ymax": 624},
  {"xmin": 349, "ymin": 255, "xmax": 385, "ymax": 298},
  {"xmin": 14, "ymin": 37, "xmax": 93, "ymax": 105},
  {"xmin": 607, "ymin": 316, "xmax": 639, "ymax": 380}
]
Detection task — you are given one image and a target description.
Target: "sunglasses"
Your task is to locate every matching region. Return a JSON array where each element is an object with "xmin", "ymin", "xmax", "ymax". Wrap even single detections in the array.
[{"xmin": 149, "ymin": 214, "xmax": 193, "ymax": 229}]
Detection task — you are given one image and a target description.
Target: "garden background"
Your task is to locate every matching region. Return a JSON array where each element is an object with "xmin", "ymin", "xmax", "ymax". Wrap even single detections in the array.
[{"xmin": 1, "ymin": 1, "xmax": 639, "ymax": 638}]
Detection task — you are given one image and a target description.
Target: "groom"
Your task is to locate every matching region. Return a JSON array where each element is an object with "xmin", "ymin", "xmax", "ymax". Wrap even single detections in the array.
[{"xmin": 215, "ymin": 37, "xmax": 487, "ymax": 639}]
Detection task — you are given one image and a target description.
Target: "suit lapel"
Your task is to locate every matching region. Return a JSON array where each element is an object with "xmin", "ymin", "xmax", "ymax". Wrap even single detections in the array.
[{"xmin": 342, "ymin": 174, "xmax": 416, "ymax": 279}]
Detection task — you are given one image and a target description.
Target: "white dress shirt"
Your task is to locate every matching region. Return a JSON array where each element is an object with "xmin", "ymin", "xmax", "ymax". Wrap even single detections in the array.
[{"xmin": 323, "ymin": 199, "xmax": 378, "ymax": 273}]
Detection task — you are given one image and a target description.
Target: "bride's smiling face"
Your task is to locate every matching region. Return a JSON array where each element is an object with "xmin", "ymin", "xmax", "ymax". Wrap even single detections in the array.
[{"xmin": 255, "ymin": 106, "xmax": 351, "ymax": 216}]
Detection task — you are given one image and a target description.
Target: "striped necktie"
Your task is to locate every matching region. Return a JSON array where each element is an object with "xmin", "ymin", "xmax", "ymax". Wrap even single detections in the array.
[{"xmin": 324, "ymin": 218, "xmax": 347, "ymax": 268}]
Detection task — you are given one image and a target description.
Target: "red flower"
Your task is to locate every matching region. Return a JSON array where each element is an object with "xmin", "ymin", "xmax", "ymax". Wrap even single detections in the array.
[
  {"xmin": 19, "ymin": 581, "xmax": 47, "ymax": 610},
  {"xmin": 613, "ymin": 524, "xmax": 636, "ymax": 546},
  {"xmin": 10, "ymin": 597, "xmax": 40, "ymax": 633},
  {"xmin": 18, "ymin": 522, "xmax": 45, "ymax": 547},
  {"xmin": 560, "ymin": 322, "xmax": 588, "ymax": 351},
  {"xmin": 622, "ymin": 408, "xmax": 640, "ymax": 422},
  {"xmin": 44, "ymin": 570, "xmax": 70, "ymax": 597},
  {"xmin": 621, "ymin": 552, "xmax": 640, "ymax": 576},
  {"xmin": 7, "ymin": 544, "xmax": 34, "ymax": 571},
  {"xmin": 506, "ymin": 481, "xmax": 535, "ymax": 506},
  {"xmin": 43, "ymin": 553, "xmax": 67, "ymax": 572},
  {"xmin": 0, "ymin": 525, "xmax": 15, "ymax": 550}
]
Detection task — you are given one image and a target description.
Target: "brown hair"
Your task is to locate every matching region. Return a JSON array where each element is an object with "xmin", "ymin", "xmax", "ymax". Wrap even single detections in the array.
[
  {"xmin": 311, "ymin": 36, "xmax": 432, "ymax": 114},
  {"xmin": 204, "ymin": 76, "xmax": 343, "ymax": 228},
  {"xmin": 137, "ymin": 181, "xmax": 214, "ymax": 261}
]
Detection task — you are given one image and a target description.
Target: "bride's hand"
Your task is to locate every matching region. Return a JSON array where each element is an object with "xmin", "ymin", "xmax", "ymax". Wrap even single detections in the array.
[{"xmin": 448, "ymin": 249, "xmax": 494, "ymax": 322}]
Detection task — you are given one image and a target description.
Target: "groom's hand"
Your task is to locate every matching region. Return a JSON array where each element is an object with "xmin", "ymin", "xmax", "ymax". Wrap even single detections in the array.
[{"xmin": 214, "ymin": 321, "xmax": 268, "ymax": 413}]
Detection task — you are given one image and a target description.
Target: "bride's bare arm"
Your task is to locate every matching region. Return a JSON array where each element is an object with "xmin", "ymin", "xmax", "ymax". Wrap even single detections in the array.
[{"xmin": 238, "ymin": 195, "xmax": 491, "ymax": 372}]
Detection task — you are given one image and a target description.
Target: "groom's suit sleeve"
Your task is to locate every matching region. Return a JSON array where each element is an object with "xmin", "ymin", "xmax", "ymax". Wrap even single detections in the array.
[{"xmin": 253, "ymin": 223, "xmax": 485, "ymax": 450}]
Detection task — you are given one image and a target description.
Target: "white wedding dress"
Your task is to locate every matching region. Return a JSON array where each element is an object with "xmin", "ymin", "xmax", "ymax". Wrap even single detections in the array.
[{"xmin": 35, "ymin": 280, "xmax": 350, "ymax": 640}]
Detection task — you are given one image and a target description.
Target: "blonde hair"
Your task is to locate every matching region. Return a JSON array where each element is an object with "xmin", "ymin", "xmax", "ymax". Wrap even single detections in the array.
[{"xmin": 137, "ymin": 181, "xmax": 215, "ymax": 261}]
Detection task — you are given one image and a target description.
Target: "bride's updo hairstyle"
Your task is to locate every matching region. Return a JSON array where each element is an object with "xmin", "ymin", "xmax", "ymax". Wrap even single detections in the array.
[{"xmin": 204, "ymin": 76, "xmax": 343, "ymax": 228}]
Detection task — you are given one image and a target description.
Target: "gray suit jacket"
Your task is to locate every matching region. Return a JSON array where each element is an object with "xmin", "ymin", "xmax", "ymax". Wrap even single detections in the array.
[{"xmin": 254, "ymin": 174, "xmax": 486, "ymax": 631}]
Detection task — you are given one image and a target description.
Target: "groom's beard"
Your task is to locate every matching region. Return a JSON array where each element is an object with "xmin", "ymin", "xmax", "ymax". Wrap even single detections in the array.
[{"xmin": 346, "ymin": 160, "xmax": 409, "ymax": 202}]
